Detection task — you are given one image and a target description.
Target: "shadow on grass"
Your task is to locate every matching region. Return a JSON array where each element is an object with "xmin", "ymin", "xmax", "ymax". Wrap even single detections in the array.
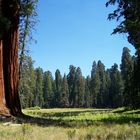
[
  {"xmin": 112, "ymin": 108, "xmax": 140, "ymax": 114},
  {"xmin": 20, "ymin": 110, "xmax": 140, "ymax": 127},
  {"xmin": 0, "ymin": 109, "xmax": 140, "ymax": 128},
  {"xmin": 25, "ymin": 109, "xmax": 112, "ymax": 118},
  {"xmin": 125, "ymin": 110, "xmax": 140, "ymax": 114},
  {"xmin": 112, "ymin": 108, "xmax": 129, "ymax": 113},
  {"xmin": 100, "ymin": 115, "xmax": 140, "ymax": 124}
]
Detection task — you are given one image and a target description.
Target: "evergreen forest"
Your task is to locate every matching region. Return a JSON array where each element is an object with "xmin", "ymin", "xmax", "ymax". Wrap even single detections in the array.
[
  {"xmin": 19, "ymin": 47, "xmax": 139, "ymax": 109},
  {"xmin": 0, "ymin": 1, "xmax": 140, "ymax": 139},
  {"xmin": 0, "ymin": 0, "xmax": 139, "ymax": 117}
]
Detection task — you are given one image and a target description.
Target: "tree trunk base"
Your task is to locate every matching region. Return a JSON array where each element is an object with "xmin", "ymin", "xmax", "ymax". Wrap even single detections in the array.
[
  {"xmin": 0, "ymin": 107, "xmax": 24, "ymax": 118},
  {"xmin": 0, "ymin": 106, "xmax": 11, "ymax": 117}
]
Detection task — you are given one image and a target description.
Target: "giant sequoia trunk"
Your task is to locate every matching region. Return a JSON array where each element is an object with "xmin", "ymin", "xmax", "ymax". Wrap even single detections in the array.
[
  {"xmin": 0, "ymin": 40, "xmax": 10, "ymax": 116},
  {"xmin": 0, "ymin": 0, "xmax": 22, "ymax": 116}
]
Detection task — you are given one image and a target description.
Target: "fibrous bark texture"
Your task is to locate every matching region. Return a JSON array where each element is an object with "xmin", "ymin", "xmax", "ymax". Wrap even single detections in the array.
[{"xmin": 0, "ymin": 0, "xmax": 22, "ymax": 116}]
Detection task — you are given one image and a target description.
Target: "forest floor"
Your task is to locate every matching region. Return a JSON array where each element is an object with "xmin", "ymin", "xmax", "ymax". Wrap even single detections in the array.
[{"xmin": 0, "ymin": 107, "xmax": 140, "ymax": 140}]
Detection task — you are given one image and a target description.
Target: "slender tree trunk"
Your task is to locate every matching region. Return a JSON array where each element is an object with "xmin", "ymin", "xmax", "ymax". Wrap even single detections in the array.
[{"xmin": 0, "ymin": 0, "xmax": 22, "ymax": 116}]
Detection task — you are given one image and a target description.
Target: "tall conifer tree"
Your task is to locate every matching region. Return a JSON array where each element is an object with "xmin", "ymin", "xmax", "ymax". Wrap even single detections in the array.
[
  {"xmin": 84, "ymin": 76, "xmax": 91, "ymax": 108},
  {"xmin": 43, "ymin": 71, "xmax": 54, "ymax": 108},
  {"xmin": 67, "ymin": 65, "xmax": 76, "ymax": 107},
  {"xmin": 74, "ymin": 67, "xmax": 85, "ymax": 107},
  {"xmin": 109, "ymin": 64, "xmax": 123, "ymax": 108},
  {"xmin": 61, "ymin": 74, "xmax": 69, "ymax": 107},
  {"xmin": 34, "ymin": 67, "xmax": 43, "ymax": 107},
  {"xmin": 120, "ymin": 47, "xmax": 133, "ymax": 106},
  {"xmin": 19, "ymin": 56, "xmax": 35, "ymax": 108},
  {"xmin": 54, "ymin": 69, "xmax": 62, "ymax": 107}
]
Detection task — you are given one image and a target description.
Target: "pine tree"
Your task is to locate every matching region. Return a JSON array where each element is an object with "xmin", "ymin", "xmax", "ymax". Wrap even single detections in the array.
[
  {"xmin": 34, "ymin": 67, "xmax": 43, "ymax": 107},
  {"xmin": 67, "ymin": 65, "xmax": 76, "ymax": 107},
  {"xmin": 104, "ymin": 69, "xmax": 111, "ymax": 107},
  {"xmin": 19, "ymin": 55, "xmax": 35, "ymax": 108},
  {"xmin": 43, "ymin": 71, "xmax": 54, "ymax": 108},
  {"xmin": 54, "ymin": 69, "xmax": 62, "ymax": 107},
  {"xmin": 19, "ymin": 0, "xmax": 38, "ymax": 79},
  {"xmin": 51, "ymin": 78, "xmax": 56, "ymax": 107},
  {"xmin": 109, "ymin": 64, "xmax": 123, "ymax": 108},
  {"xmin": 97, "ymin": 60, "xmax": 106, "ymax": 107},
  {"xmin": 90, "ymin": 61, "xmax": 97, "ymax": 107},
  {"xmin": 120, "ymin": 47, "xmax": 133, "ymax": 106},
  {"xmin": 60, "ymin": 74, "xmax": 69, "ymax": 107},
  {"xmin": 93, "ymin": 70, "xmax": 101, "ymax": 107},
  {"xmin": 91, "ymin": 61, "xmax": 97, "ymax": 78},
  {"xmin": 74, "ymin": 67, "xmax": 85, "ymax": 107},
  {"xmin": 84, "ymin": 76, "xmax": 91, "ymax": 108},
  {"xmin": 90, "ymin": 61, "xmax": 101, "ymax": 107}
]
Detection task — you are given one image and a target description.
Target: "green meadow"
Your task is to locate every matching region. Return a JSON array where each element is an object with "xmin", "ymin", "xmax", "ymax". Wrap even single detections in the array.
[{"xmin": 0, "ymin": 108, "xmax": 140, "ymax": 140}]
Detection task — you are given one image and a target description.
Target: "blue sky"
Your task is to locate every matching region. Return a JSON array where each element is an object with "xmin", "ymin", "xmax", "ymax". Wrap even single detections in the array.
[{"xmin": 31, "ymin": 0, "xmax": 135, "ymax": 77}]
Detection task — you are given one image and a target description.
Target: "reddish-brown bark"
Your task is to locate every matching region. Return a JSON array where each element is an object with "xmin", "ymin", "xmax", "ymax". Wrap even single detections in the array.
[
  {"xmin": 0, "ymin": 0, "xmax": 22, "ymax": 116},
  {"xmin": 3, "ymin": 28, "xmax": 22, "ymax": 116},
  {"xmin": 0, "ymin": 40, "xmax": 10, "ymax": 116}
]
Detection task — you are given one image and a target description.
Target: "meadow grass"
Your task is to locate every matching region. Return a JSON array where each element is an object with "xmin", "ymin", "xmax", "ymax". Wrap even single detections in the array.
[{"xmin": 0, "ymin": 108, "xmax": 140, "ymax": 140}]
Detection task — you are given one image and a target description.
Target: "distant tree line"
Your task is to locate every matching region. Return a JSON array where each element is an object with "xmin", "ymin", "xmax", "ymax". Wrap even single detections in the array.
[{"xmin": 19, "ymin": 47, "xmax": 139, "ymax": 109}]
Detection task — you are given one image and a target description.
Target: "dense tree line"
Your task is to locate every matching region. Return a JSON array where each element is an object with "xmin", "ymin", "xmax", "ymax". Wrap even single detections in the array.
[
  {"xmin": 19, "ymin": 47, "xmax": 138, "ymax": 109},
  {"xmin": 0, "ymin": 0, "xmax": 139, "ymax": 117}
]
